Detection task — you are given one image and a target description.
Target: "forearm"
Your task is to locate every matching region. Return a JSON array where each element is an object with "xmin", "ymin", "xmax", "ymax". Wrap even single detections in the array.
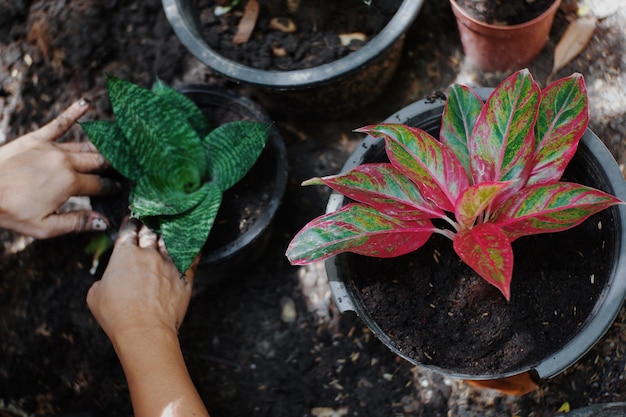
[{"xmin": 111, "ymin": 327, "xmax": 209, "ymax": 417}]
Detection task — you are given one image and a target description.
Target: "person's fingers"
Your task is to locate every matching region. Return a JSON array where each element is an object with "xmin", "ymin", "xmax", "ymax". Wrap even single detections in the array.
[
  {"xmin": 73, "ymin": 173, "xmax": 121, "ymax": 196},
  {"xmin": 66, "ymin": 151, "xmax": 109, "ymax": 173},
  {"xmin": 85, "ymin": 279, "xmax": 101, "ymax": 309},
  {"xmin": 36, "ymin": 210, "xmax": 109, "ymax": 238},
  {"xmin": 30, "ymin": 99, "xmax": 91, "ymax": 142},
  {"xmin": 57, "ymin": 141, "xmax": 100, "ymax": 154},
  {"xmin": 178, "ymin": 253, "xmax": 200, "ymax": 289},
  {"xmin": 186, "ymin": 254, "xmax": 200, "ymax": 282},
  {"xmin": 138, "ymin": 226, "xmax": 158, "ymax": 249},
  {"xmin": 116, "ymin": 217, "xmax": 141, "ymax": 247},
  {"xmin": 157, "ymin": 235, "xmax": 172, "ymax": 262}
]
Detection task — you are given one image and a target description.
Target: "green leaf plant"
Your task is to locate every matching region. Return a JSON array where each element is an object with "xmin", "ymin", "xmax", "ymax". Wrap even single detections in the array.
[
  {"xmin": 286, "ymin": 69, "xmax": 625, "ymax": 301},
  {"xmin": 81, "ymin": 75, "xmax": 269, "ymax": 274}
]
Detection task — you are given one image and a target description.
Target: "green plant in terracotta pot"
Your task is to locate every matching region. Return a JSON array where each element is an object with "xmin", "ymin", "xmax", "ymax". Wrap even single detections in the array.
[
  {"xmin": 286, "ymin": 68, "xmax": 623, "ymax": 301},
  {"xmin": 81, "ymin": 75, "xmax": 269, "ymax": 274}
]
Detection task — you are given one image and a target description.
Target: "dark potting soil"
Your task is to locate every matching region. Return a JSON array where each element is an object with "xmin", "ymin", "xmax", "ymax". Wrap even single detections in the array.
[
  {"xmin": 196, "ymin": 0, "xmax": 402, "ymax": 70},
  {"xmin": 455, "ymin": 0, "xmax": 555, "ymax": 25},
  {"xmin": 351, "ymin": 206, "xmax": 614, "ymax": 376}
]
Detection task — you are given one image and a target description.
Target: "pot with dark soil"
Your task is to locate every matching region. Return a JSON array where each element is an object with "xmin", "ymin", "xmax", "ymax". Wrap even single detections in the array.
[
  {"xmin": 88, "ymin": 77, "xmax": 288, "ymax": 284},
  {"xmin": 162, "ymin": 0, "xmax": 424, "ymax": 118},
  {"xmin": 286, "ymin": 69, "xmax": 626, "ymax": 394},
  {"xmin": 450, "ymin": 0, "xmax": 561, "ymax": 71}
]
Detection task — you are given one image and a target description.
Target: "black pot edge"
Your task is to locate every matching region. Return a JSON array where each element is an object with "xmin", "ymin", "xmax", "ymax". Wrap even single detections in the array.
[
  {"xmin": 161, "ymin": 0, "xmax": 424, "ymax": 89},
  {"xmin": 176, "ymin": 84, "xmax": 289, "ymax": 268},
  {"xmin": 325, "ymin": 89, "xmax": 626, "ymax": 381}
]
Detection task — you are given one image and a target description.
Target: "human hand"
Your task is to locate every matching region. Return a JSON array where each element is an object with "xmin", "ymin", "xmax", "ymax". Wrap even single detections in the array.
[
  {"xmin": 0, "ymin": 99, "xmax": 119, "ymax": 238},
  {"xmin": 87, "ymin": 219, "xmax": 207, "ymax": 417},
  {"xmin": 86, "ymin": 218, "xmax": 197, "ymax": 343}
]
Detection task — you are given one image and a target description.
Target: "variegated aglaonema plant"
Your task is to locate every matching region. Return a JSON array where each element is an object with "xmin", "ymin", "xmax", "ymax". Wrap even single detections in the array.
[
  {"xmin": 286, "ymin": 69, "xmax": 624, "ymax": 301},
  {"xmin": 81, "ymin": 75, "xmax": 269, "ymax": 274}
]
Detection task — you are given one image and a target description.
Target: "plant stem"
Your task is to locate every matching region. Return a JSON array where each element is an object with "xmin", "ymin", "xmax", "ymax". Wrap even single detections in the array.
[{"xmin": 433, "ymin": 227, "xmax": 456, "ymax": 240}]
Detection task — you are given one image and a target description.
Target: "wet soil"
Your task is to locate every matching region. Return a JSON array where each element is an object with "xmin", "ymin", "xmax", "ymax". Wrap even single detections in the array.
[{"xmin": 1, "ymin": 0, "xmax": 626, "ymax": 416}]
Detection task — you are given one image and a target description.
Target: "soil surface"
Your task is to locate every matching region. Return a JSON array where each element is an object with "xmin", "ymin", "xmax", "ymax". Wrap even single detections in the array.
[
  {"xmin": 198, "ymin": 0, "xmax": 402, "ymax": 70},
  {"xmin": 355, "ymin": 212, "xmax": 610, "ymax": 375},
  {"xmin": 1, "ymin": 1, "xmax": 626, "ymax": 417},
  {"xmin": 454, "ymin": 0, "xmax": 556, "ymax": 25}
]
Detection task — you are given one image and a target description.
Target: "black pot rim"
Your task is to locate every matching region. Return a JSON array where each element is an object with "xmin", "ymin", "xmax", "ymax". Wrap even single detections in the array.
[
  {"xmin": 161, "ymin": 0, "xmax": 424, "ymax": 89},
  {"xmin": 325, "ymin": 89, "xmax": 626, "ymax": 381},
  {"xmin": 175, "ymin": 84, "xmax": 289, "ymax": 266}
]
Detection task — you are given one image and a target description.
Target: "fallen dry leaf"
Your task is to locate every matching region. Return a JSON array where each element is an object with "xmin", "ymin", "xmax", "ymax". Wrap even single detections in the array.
[
  {"xmin": 551, "ymin": 15, "xmax": 597, "ymax": 78},
  {"xmin": 338, "ymin": 32, "xmax": 367, "ymax": 47},
  {"xmin": 269, "ymin": 17, "xmax": 297, "ymax": 33},
  {"xmin": 232, "ymin": 0, "xmax": 259, "ymax": 45}
]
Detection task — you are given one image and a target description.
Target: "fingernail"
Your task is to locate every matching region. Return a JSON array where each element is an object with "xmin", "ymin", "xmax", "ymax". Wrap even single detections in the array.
[
  {"xmin": 92, "ymin": 217, "xmax": 108, "ymax": 231},
  {"xmin": 79, "ymin": 98, "xmax": 91, "ymax": 107}
]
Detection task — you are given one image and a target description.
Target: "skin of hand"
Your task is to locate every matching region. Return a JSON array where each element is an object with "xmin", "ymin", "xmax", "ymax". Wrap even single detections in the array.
[
  {"xmin": 0, "ymin": 99, "xmax": 119, "ymax": 239},
  {"xmin": 87, "ymin": 218, "xmax": 209, "ymax": 417}
]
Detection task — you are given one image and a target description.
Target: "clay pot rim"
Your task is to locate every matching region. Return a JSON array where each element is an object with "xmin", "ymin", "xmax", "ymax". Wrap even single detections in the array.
[
  {"xmin": 449, "ymin": 0, "xmax": 561, "ymax": 32},
  {"xmin": 162, "ymin": 0, "xmax": 423, "ymax": 89}
]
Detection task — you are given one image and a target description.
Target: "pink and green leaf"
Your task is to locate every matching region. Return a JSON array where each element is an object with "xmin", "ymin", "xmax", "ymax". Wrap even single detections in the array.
[
  {"xmin": 455, "ymin": 181, "xmax": 513, "ymax": 229},
  {"xmin": 469, "ymin": 69, "xmax": 539, "ymax": 186},
  {"xmin": 285, "ymin": 203, "xmax": 435, "ymax": 265},
  {"xmin": 492, "ymin": 182, "xmax": 623, "ymax": 240},
  {"xmin": 303, "ymin": 163, "xmax": 445, "ymax": 220},
  {"xmin": 358, "ymin": 123, "xmax": 470, "ymax": 213},
  {"xmin": 453, "ymin": 224, "xmax": 514, "ymax": 301},
  {"xmin": 440, "ymin": 84, "xmax": 484, "ymax": 178},
  {"xmin": 527, "ymin": 73, "xmax": 589, "ymax": 185}
]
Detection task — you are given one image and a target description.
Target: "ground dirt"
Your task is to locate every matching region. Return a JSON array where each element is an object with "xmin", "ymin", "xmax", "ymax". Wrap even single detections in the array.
[{"xmin": 1, "ymin": 0, "xmax": 626, "ymax": 416}]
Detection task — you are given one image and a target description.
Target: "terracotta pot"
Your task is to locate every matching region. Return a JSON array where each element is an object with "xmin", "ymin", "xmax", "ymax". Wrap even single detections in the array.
[
  {"xmin": 324, "ymin": 90, "xmax": 626, "ymax": 393},
  {"xmin": 162, "ymin": 0, "xmax": 423, "ymax": 118},
  {"xmin": 450, "ymin": 0, "xmax": 561, "ymax": 71}
]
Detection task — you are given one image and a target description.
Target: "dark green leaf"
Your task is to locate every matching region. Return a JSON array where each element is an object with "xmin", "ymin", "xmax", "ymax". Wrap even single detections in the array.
[
  {"xmin": 160, "ymin": 182, "xmax": 223, "ymax": 274},
  {"xmin": 203, "ymin": 121, "xmax": 269, "ymax": 191},
  {"xmin": 130, "ymin": 175, "xmax": 210, "ymax": 217},
  {"xmin": 79, "ymin": 120, "xmax": 143, "ymax": 182},
  {"xmin": 152, "ymin": 79, "xmax": 212, "ymax": 138},
  {"xmin": 106, "ymin": 74, "xmax": 207, "ymax": 177}
]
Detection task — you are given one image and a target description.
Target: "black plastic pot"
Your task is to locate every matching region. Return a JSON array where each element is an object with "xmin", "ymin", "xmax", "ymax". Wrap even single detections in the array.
[
  {"xmin": 92, "ymin": 85, "xmax": 288, "ymax": 284},
  {"xmin": 324, "ymin": 90, "xmax": 626, "ymax": 386},
  {"xmin": 161, "ymin": 0, "xmax": 423, "ymax": 118}
]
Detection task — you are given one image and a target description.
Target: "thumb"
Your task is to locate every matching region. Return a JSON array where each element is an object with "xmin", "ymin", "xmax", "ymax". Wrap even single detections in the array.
[
  {"xmin": 86, "ymin": 279, "xmax": 101, "ymax": 310},
  {"xmin": 42, "ymin": 211, "xmax": 109, "ymax": 237}
]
